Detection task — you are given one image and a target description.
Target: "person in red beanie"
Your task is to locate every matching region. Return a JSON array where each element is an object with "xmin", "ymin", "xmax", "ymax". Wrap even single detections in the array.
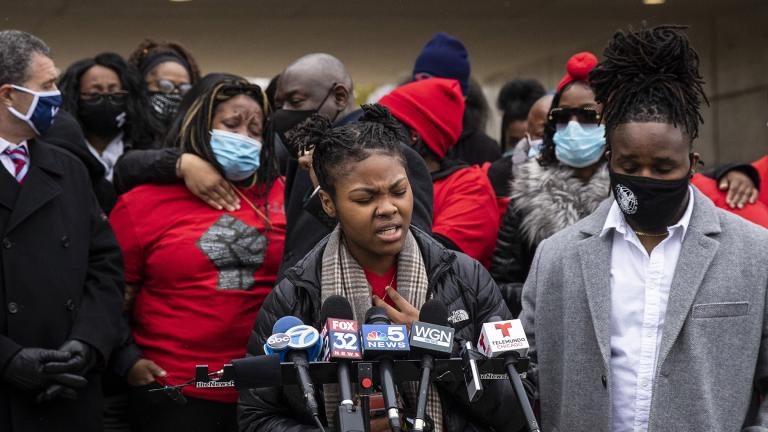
[{"xmin": 380, "ymin": 78, "xmax": 499, "ymax": 267}]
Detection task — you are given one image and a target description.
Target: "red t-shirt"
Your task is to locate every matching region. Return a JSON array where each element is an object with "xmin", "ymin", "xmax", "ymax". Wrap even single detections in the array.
[
  {"xmin": 433, "ymin": 165, "xmax": 500, "ymax": 268},
  {"xmin": 364, "ymin": 266, "xmax": 397, "ymax": 307},
  {"xmin": 109, "ymin": 180, "xmax": 286, "ymax": 403}
]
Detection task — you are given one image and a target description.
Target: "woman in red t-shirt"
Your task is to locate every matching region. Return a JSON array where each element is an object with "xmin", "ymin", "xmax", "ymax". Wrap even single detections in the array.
[{"xmin": 109, "ymin": 76, "xmax": 285, "ymax": 432}]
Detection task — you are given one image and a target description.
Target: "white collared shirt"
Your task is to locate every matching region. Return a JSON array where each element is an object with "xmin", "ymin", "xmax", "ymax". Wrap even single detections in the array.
[
  {"xmin": 600, "ymin": 187, "xmax": 694, "ymax": 432},
  {"xmin": 86, "ymin": 133, "xmax": 124, "ymax": 182},
  {"xmin": 0, "ymin": 136, "xmax": 29, "ymax": 178}
]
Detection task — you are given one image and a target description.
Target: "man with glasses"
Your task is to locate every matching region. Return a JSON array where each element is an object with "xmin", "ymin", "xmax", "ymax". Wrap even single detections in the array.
[{"xmin": 0, "ymin": 30, "xmax": 123, "ymax": 432}]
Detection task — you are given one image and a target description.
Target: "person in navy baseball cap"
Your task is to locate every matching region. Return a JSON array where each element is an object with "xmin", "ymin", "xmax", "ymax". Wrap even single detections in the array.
[{"xmin": 412, "ymin": 32, "xmax": 471, "ymax": 95}]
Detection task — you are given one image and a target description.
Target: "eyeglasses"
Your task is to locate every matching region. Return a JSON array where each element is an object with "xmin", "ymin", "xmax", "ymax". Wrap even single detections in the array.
[
  {"xmin": 548, "ymin": 107, "xmax": 601, "ymax": 125},
  {"xmin": 154, "ymin": 79, "xmax": 193, "ymax": 95},
  {"xmin": 80, "ymin": 91, "xmax": 129, "ymax": 105}
]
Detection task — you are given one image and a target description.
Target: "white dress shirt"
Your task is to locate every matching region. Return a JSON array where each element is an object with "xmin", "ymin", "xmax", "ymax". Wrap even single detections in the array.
[
  {"xmin": 600, "ymin": 187, "xmax": 694, "ymax": 432},
  {"xmin": 0, "ymin": 136, "xmax": 29, "ymax": 178},
  {"xmin": 86, "ymin": 133, "xmax": 124, "ymax": 182}
]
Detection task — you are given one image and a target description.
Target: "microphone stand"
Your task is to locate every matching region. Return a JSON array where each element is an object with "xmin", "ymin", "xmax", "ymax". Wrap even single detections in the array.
[
  {"xmin": 503, "ymin": 355, "xmax": 539, "ymax": 432},
  {"xmin": 357, "ymin": 362, "xmax": 374, "ymax": 432},
  {"xmin": 361, "ymin": 394, "xmax": 371, "ymax": 432}
]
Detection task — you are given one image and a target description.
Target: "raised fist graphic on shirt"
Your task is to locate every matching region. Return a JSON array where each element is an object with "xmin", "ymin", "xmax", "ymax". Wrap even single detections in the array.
[{"xmin": 196, "ymin": 214, "xmax": 267, "ymax": 290}]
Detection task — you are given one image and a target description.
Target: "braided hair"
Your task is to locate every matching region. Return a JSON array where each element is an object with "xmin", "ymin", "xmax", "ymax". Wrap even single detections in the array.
[
  {"xmin": 589, "ymin": 24, "xmax": 708, "ymax": 142},
  {"xmin": 288, "ymin": 104, "xmax": 406, "ymax": 198}
]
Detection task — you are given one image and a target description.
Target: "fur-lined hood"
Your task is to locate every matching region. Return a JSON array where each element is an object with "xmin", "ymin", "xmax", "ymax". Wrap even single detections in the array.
[{"xmin": 511, "ymin": 159, "xmax": 610, "ymax": 247}]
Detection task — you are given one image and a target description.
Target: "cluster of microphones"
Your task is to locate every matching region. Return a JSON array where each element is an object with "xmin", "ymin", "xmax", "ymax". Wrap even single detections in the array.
[{"xmin": 190, "ymin": 295, "xmax": 539, "ymax": 432}]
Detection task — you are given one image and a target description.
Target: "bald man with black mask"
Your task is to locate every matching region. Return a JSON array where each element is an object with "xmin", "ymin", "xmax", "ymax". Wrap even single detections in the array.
[{"xmin": 271, "ymin": 53, "xmax": 434, "ymax": 277}]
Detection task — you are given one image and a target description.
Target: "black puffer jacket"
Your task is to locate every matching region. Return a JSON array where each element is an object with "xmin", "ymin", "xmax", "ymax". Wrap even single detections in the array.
[{"xmin": 238, "ymin": 228, "xmax": 526, "ymax": 432}]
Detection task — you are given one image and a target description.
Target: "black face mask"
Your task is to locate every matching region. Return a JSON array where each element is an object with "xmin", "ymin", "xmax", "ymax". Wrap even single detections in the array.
[
  {"xmin": 609, "ymin": 169, "xmax": 691, "ymax": 232},
  {"xmin": 78, "ymin": 98, "xmax": 126, "ymax": 138},
  {"xmin": 270, "ymin": 84, "xmax": 340, "ymax": 158},
  {"xmin": 149, "ymin": 92, "xmax": 183, "ymax": 125}
]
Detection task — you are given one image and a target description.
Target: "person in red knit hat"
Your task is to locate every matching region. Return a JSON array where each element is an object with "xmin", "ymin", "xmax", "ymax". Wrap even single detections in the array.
[{"xmin": 379, "ymin": 78, "xmax": 499, "ymax": 267}]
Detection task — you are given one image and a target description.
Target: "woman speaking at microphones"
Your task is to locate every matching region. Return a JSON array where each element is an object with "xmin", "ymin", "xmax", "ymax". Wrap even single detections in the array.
[{"xmin": 239, "ymin": 105, "xmax": 527, "ymax": 432}]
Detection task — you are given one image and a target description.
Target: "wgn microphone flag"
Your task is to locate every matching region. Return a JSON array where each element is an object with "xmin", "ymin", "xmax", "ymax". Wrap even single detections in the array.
[{"xmin": 409, "ymin": 300, "xmax": 454, "ymax": 432}]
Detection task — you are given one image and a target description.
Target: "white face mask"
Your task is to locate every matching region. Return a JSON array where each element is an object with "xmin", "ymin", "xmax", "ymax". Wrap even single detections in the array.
[{"xmin": 6, "ymin": 85, "xmax": 62, "ymax": 135}]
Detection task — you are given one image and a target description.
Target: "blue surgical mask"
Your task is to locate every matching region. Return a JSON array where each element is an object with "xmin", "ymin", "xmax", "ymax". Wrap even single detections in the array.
[
  {"xmin": 553, "ymin": 120, "xmax": 606, "ymax": 168},
  {"xmin": 7, "ymin": 85, "xmax": 62, "ymax": 135},
  {"xmin": 527, "ymin": 138, "xmax": 544, "ymax": 159},
  {"xmin": 209, "ymin": 129, "xmax": 262, "ymax": 181}
]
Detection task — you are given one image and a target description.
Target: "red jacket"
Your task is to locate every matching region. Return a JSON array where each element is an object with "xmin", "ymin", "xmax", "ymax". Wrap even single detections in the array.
[
  {"xmin": 433, "ymin": 165, "xmax": 500, "ymax": 267},
  {"xmin": 691, "ymin": 173, "xmax": 768, "ymax": 228}
]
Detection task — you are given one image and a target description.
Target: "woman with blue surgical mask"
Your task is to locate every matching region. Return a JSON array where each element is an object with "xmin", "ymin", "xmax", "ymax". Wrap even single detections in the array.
[
  {"xmin": 491, "ymin": 52, "xmax": 610, "ymax": 316},
  {"xmin": 108, "ymin": 76, "xmax": 285, "ymax": 432}
]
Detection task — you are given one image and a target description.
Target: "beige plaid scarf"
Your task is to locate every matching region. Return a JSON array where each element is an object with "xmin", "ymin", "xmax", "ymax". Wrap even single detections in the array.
[{"xmin": 320, "ymin": 226, "xmax": 443, "ymax": 431}]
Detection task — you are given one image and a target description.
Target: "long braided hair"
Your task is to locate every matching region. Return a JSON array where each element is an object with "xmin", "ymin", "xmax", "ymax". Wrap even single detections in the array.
[{"xmin": 589, "ymin": 24, "xmax": 708, "ymax": 143}]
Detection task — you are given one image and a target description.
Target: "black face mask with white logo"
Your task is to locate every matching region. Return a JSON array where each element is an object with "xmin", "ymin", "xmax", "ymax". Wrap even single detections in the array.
[
  {"xmin": 78, "ymin": 98, "xmax": 126, "ymax": 138},
  {"xmin": 609, "ymin": 169, "xmax": 691, "ymax": 232}
]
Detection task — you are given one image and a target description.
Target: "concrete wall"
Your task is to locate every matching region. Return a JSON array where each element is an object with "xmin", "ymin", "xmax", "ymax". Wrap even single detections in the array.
[
  {"xmin": 482, "ymin": 11, "xmax": 768, "ymax": 166},
  {"xmin": 3, "ymin": 0, "xmax": 766, "ymax": 164}
]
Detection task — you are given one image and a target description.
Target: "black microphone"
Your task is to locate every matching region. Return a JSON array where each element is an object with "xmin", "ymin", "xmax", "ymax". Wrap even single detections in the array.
[
  {"xmin": 362, "ymin": 307, "xmax": 410, "ymax": 432},
  {"xmin": 320, "ymin": 295, "xmax": 365, "ymax": 432},
  {"xmin": 273, "ymin": 316, "xmax": 323, "ymax": 426},
  {"xmin": 231, "ymin": 354, "xmax": 283, "ymax": 390},
  {"xmin": 408, "ymin": 300, "xmax": 455, "ymax": 432}
]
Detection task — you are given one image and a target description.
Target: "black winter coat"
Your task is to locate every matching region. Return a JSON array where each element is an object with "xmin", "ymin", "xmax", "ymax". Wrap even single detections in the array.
[
  {"xmin": 446, "ymin": 128, "xmax": 501, "ymax": 166},
  {"xmin": 0, "ymin": 140, "xmax": 124, "ymax": 431},
  {"xmin": 489, "ymin": 208, "xmax": 533, "ymax": 317},
  {"xmin": 490, "ymin": 161, "xmax": 610, "ymax": 316},
  {"xmin": 42, "ymin": 111, "xmax": 118, "ymax": 214},
  {"xmin": 238, "ymin": 228, "xmax": 526, "ymax": 432}
]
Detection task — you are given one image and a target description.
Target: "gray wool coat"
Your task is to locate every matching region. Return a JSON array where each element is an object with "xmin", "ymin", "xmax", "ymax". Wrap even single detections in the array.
[{"xmin": 519, "ymin": 188, "xmax": 768, "ymax": 432}]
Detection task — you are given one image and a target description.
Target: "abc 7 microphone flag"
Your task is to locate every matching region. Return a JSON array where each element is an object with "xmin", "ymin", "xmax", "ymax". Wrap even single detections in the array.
[{"xmin": 266, "ymin": 324, "xmax": 322, "ymax": 361}]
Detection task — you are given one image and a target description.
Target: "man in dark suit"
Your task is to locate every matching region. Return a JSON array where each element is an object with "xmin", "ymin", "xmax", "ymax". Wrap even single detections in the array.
[{"xmin": 0, "ymin": 30, "xmax": 123, "ymax": 431}]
